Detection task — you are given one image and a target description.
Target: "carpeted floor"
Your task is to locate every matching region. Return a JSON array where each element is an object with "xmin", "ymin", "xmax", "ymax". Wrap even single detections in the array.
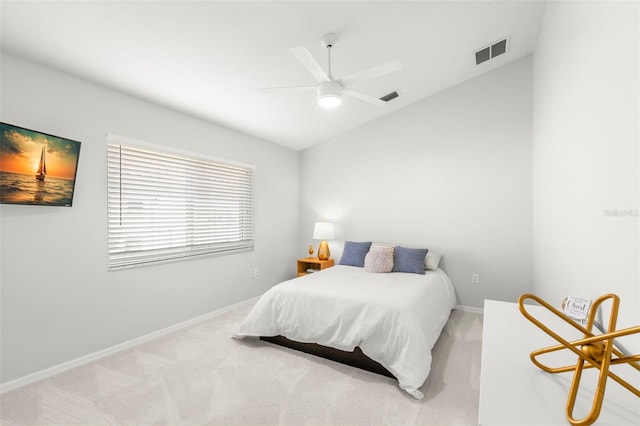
[{"xmin": 0, "ymin": 303, "xmax": 483, "ymax": 425}]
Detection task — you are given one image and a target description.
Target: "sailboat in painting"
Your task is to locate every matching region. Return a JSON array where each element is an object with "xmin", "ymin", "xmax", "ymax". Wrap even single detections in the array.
[{"xmin": 35, "ymin": 144, "xmax": 46, "ymax": 181}]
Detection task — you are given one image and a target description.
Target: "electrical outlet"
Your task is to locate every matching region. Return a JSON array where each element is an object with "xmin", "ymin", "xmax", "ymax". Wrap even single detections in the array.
[
  {"xmin": 472, "ymin": 273, "xmax": 479, "ymax": 284},
  {"xmin": 254, "ymin": 267, "xmax": 260, "ymax": 277}
]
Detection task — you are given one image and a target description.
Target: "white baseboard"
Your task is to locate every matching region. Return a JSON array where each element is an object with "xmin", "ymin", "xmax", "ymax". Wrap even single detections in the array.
[
  {"xmin": 454, "ymin": 304, "xmax": 484, "ymax": 314},
  {"xmin": 0, "ymin": 296, "xmax": 260, "ymax": 394}
]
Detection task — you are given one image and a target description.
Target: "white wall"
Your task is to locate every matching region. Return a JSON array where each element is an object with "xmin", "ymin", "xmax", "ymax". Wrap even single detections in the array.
[
  {"xmin": 532, "ymin": 1, "xmax": 639, "ymax": 349},
  {"xmin": 300, "ymin": 56, "xmax": 534, "ymax": 308},
  {"xmin": 0, "ymin": 53, "xmax": 300, "ymax": 384}
]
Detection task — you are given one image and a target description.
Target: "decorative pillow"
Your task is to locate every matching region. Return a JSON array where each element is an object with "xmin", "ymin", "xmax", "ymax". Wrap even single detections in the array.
[
  {"xmin": 371, "ymin": 243, "xmax": 395, "ymax": 255},
  {"xmin": 392, "ymin": 246, "xmax": 429, "ymax": 274},
  {"xmin": 364, "ymin": 245, "xmax": 394, "ymax": 273},
  {"xmin": 425, "ymin": 252, "xmax": 442, "ymax": 270},
  {"xmin": 339, "ymin": 241, "xmax": 372, "ymax": 267}
]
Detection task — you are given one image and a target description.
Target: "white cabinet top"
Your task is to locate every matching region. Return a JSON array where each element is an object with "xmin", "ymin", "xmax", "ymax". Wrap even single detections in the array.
[{"xmin": 479, "ymin": 299, "xmax": 640, "ymax": 426}]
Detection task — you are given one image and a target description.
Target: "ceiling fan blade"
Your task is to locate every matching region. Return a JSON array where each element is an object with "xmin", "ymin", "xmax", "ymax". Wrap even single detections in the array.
[
  {"xmin": 343, "ymin": 89, "xmax": 387, "ymax": 108},
  {"xmin": 308, "ymin": 100, "xmax": 318, "ymax": 115},
  {"xmin": 288, "ymin": 46, "xmax": 329, "ymax": 83},
  {"xmin": 257, "ymin": 85, "xmax": 316, "ymax": 93},
  {"xmin": 340, "ymin": 60, "xmax": 403, "ymax": 86}
]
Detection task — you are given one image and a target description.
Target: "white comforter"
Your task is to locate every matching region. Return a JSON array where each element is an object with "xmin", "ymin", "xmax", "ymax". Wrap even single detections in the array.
[{"xmin": 233, "ymin": 265, "xmax": 457, "ymax": 399}]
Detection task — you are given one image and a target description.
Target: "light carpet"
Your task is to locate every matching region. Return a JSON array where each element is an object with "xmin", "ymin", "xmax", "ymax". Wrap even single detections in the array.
[{"xmin": 0, "ymin": 303, "xmax": 483, "ymax": 425}]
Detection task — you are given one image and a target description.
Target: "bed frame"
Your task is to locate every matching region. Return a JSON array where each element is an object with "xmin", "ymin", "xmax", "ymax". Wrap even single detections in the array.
[{"xmin": 260, "ymin": 335, "xmax": 395, "ymax": 379}]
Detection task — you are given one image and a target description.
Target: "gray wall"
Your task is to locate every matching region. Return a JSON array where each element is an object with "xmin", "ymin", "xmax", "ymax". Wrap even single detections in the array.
[
  {"xmin": 299, "ymin": 56, "xmax": 534, "ymax": 308},
  {"xmin": 532, "ymin": 1, "xmax": 639, "ymax": 350},
  {"xmin": 0, "ymin": 53, "xmax": 300, "ymax": 383}
]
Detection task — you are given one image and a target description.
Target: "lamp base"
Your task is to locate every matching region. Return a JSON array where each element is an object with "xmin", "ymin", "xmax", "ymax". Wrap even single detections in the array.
[{"xmin": 318, "ymin": 240, "xmax": 330, "ymax": 260}]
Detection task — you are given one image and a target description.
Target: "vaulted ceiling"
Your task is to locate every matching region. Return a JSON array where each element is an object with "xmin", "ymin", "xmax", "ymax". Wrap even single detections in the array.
[{"xmin": 0, "ymin": 1, "xmax": 546, "ymax": 150}]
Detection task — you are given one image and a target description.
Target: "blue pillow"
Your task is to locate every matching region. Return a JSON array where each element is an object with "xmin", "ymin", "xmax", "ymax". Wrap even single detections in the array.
[
  {"xmin": 339, "ymin": 241, "xmax": 372, "ymax": 267},
  {"xmin": 392, "ymin": 246, "xmax": 429, "ymax": 274}
]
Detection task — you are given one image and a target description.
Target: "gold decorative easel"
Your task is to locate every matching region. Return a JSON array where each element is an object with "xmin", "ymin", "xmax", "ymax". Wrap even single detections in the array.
[{"xmin": 518, "ymin": 293, "xmax": 640, "ymax": 426}]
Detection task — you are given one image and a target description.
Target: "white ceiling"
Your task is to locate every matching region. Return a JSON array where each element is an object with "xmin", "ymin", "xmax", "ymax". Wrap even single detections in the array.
[{"xmin": 0, "ymin": 1, "xmax": 546, "ymax": 150}]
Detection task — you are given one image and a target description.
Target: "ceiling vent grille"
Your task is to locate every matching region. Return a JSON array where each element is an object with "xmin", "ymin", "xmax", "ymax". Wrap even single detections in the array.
[
  {"xmin": 379, "ymin": 91, "xmax": 399, "ymax": 102},
  {"xmin": 475, "ymin": 37, "xmax": 509, "ymax": 65}
]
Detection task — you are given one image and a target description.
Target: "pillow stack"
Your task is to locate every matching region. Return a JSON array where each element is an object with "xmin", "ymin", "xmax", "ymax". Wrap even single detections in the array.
[{"xmin": 339, "ymin": 240, "xmax": 442, "ymax": 274}]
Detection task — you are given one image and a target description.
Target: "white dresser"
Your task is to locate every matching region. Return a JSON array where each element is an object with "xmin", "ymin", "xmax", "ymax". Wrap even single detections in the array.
[{"xmin": 479, "ymin": 299, "xmax": 640, "ymax": 425}]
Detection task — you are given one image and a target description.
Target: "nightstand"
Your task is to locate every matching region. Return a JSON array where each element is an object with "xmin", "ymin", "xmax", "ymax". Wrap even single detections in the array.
[{"xmin": 297, "ymin": 257, "xmax": 334, "ymax": 277}]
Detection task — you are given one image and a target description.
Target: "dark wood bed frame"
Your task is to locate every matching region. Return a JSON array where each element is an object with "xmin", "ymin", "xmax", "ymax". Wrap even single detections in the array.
[{"xmin": 260, "ymin": 335, "xmax": 395, "ymax": 379}]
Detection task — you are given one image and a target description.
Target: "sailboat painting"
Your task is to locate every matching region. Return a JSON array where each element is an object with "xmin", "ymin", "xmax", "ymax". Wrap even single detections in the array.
[{"xmin": 0, "ymin": 122, "xmax": 81, "ymax": 206}]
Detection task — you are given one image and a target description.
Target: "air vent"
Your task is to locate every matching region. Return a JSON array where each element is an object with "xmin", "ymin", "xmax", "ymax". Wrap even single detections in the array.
[
  {"xmin": 380, "ymin": 91, "xmax": 399, "ymax": 102},
  {"xmin": 475, "ymin": 37, "xmax": 509, "ymax": 65}
]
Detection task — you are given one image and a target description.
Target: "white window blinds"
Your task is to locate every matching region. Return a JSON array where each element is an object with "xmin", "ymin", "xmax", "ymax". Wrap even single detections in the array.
[{"xmin": 107, "ymin": 139, "xmax": 255, "ymax": 270}]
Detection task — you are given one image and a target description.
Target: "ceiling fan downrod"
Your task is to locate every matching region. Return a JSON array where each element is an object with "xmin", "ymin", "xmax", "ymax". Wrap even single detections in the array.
[
  {"xmin": 327, "ymin": 45, "xmax": 334, "ymax": 80},
  {"xmin": 321, "ymin": 33, "xmax": 337, "ymax": 81}
]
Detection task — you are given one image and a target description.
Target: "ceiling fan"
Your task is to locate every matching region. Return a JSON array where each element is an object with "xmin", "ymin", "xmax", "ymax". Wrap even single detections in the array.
[{"xmin": 258, "ymin": 33, "xmax": 402, "ymax": 109}]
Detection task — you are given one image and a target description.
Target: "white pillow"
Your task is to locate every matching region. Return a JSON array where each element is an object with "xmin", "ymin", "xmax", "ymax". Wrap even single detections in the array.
[
  {"xmin": 425, "ymin": 252, "xmax": 442, "ymax": 270},
  {"xmin": 364, "ymin": 245, "xmax": 394, "ymax": 273}
]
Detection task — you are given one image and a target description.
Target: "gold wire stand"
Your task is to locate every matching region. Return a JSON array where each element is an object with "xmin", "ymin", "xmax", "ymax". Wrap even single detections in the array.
[{"xmin": 518, "ymin": 293, "xmax": 640, "ymax": 426}]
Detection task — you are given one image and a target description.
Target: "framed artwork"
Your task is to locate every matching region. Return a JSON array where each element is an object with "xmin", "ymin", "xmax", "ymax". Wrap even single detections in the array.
[{"xmin": 1, "ymin": 122, "xmax": 81, "ymax": 206}]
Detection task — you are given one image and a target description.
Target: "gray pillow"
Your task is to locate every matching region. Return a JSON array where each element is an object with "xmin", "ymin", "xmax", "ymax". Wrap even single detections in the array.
[
  {"xmin": 339, "ymin": 241, "xmax": 372, "ymax": 267},
  {"xmin": 392, "ymin": 246, "xmax": 429, "ymax": 274}
]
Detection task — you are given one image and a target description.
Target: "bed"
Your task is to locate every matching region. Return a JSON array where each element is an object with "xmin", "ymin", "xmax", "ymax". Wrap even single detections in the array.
[{"xmin": 233, "ymin": 258, "xmax": 456, "ymax": 399}]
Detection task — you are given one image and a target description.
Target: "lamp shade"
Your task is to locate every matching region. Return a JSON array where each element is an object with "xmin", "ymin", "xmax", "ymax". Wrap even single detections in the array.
[{"xmin": 313, "ymin": 222, "xmax": 335, "ymax": 240}]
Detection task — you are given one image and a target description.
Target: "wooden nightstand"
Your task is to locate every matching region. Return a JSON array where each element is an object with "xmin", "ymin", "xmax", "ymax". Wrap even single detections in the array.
[{"xmin": 297, "ymin": 257, "xmax": 334, "ymax": 277}]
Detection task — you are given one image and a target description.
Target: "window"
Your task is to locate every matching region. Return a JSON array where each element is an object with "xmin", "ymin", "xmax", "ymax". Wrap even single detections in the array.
[{"xmin": 107, "ymin": 136, "xmax": 254, "ymax": 270}]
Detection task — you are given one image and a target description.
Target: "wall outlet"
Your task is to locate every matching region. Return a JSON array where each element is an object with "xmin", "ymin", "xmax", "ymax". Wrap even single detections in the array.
[
  {"xmin": 472, "ymin": 273, "xmax": 479, "ymax": 284},
  {"xmin": 249, "ymin": 267, "xmax": 260, "ymax": 278}
]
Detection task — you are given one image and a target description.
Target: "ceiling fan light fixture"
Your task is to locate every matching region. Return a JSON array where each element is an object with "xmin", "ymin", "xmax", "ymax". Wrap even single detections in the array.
[
  {"xmin": 318, "ymin": 93, "xmax": 342, "ymax": 108},
  {"xmin": 318, "ymin": 80, "xmax": 342, "ymax": 108}
]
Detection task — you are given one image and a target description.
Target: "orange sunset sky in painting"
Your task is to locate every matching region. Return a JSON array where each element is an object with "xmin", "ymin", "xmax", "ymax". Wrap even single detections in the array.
[{"xmin": 0, "ymin": 124, "xmax": 81, "ymax": 180}]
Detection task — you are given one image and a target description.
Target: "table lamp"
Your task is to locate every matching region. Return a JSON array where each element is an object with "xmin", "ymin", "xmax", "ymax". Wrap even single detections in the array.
[{"xmin": 313, "ymin": 222, "xmax": 334, "ymax": 260}]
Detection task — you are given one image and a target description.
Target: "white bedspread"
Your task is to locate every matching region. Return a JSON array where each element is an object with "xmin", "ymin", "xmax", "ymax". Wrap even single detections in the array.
[{"xmin": 233, "ymin": 265, "xmax": 457, "ymax": 399}]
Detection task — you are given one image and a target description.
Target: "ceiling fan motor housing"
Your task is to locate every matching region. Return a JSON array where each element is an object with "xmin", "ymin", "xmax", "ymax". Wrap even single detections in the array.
[{"xmin": 318, "ymin": 80, "xmax": 342, "ymax": 96}]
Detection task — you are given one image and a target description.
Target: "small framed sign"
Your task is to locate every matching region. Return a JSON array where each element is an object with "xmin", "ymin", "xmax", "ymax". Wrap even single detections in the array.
[{"xmin": 563, "ymin": 295, "xmax": 592, "ymax": 325}]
